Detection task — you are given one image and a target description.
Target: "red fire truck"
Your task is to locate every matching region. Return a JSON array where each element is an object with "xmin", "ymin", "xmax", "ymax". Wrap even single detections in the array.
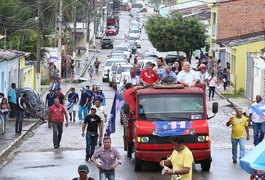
[{"xmin": 121, "ymin": 84, "xmax": 218, "ymax": 171}]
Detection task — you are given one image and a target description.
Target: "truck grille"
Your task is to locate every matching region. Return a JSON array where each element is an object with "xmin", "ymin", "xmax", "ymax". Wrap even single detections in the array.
[{"xmin": 141, "ymin": 135, "xmax": 207, "ymax": 144}]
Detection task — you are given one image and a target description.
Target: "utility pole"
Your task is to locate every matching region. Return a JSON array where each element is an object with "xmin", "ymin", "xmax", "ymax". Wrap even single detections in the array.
[
  {"xmin": 4, "ymin": 29, "xmax": 6, "ymax": 50},
  {"xmin": 57, "ymin": 0, "xmax": 63, "ymax": 77},
  {"xmin": 73, "ymin": 4, "xmax": 77, "ymax": 57},
  {"xmin": 36, "ymin": 0, "xmax": 42, "ymax": 94},
  {"xmin": 85, "ymin": 0, "xmax": 91, "ymax": 61}
]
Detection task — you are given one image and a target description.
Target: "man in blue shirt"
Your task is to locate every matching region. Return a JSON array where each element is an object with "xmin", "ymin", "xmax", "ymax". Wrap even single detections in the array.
[
  {"xmin": 78, "ymin": 87, "xmax": 89, "ymax": 123},
  {"xmin": 159, "ymin": 66, "xmax": 177, "ymax": 83},
  {"xmin": 8, "ymin": 83, "xmax": 17, "ymax": 118},
  {"xmin": 86, "ymin": 85, "xmax": 95, "ymax": 113},
  {"xmin": 45, "ymin": 89, "xmax": 57, "ymax": 124},
  {"xmin": 67, "ymin": 88, "xmax": 79, "ymax": 122}
]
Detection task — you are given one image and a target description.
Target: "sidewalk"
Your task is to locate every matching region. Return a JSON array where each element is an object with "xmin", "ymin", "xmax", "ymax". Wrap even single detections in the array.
[
  {"xmin": 215, "ymin": 83, "xmax": 252, "ymax": 114},
  {"xmin": 0, "ymin": 50, "xmax": 97, "ymax": 168}
]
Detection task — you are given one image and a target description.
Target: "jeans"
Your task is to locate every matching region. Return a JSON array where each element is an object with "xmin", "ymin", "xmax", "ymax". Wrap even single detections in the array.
[
  {"xmin": 0, "ymin": 113, "xmax": 8, "ymax": 134},
  {"xmin": 78, "ymin": 105, "xmax": 88, "ymax": 122},
  {"xmin": 86, "ymin": 132, "xmax": 98, "ymax": 159},
  {"xmin": 209, "ymin": 86, "xmax": 215, "ymax": 99},
  {"xmin": 87, "ymin": 102, "xmax": 92, "ymax": 113},
  {"xmin": 99, "ymin": 169, "xmax": 115, "ymax": 180},
  {"xmin": 15, "ymin": 111, "xmax": 24, "ymax": 134},
  {"xmin": 252, "ymin": 121, "xmax": 265, "ymax": 146},
  {"xmin": 53, "ymin": 121, "xmax": 63, "ymax": 147},
  {"xmin": 231, "ymin": 138, "xmax": 246, "ymax": 161}
]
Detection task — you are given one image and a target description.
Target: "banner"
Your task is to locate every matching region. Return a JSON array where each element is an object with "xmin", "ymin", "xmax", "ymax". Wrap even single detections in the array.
[
  {"xmin": 155, "ymin": 121, "xmax": 191, "ymax": 137},
  {"xmin": 105, "ymin": 93, "xmax": 124, "ymax": 136}
]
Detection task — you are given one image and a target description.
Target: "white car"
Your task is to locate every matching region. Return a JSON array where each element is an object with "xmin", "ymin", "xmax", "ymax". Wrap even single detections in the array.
[
  {"xmin": 114, "ymin": 46, "xmax": 131, "ymax": 60},
  {"xmin": 128, "ymin": 34, "xmax": 141, "ymax": 48},
  {"xmin": 112, "ymin": 64, "xmax": 133, "ymax": 90},
  {"xmin": 108, "ymin": 62, "xmax": 128, "ymax": 87},
  {"xmin": 102, "ymin": 59, "xmax": 126, "ymax": 82},
  {"xmin": 137, "ymin": 59, "xmax": 156, "ymax": 70},
  {"xmin": 117, "ymin": 71, "xmax": 130, "ymax": 93}
]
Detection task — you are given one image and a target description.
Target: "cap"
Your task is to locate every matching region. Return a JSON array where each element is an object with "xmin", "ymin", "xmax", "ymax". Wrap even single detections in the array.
[
  {"xmin": 78, "ymin": 164, "xmax": 89, "ymax": 173},
  {"xmin": 90, "ymin": 107, "xmax": 97, "ymax": 111},
  {"xmin": 97, "ymin": 86, "xmax": 102, "ymax": 91},
  {"xmin": 199, "ymin": 64, "xmax": 207, "ymax": 69},
  {"xmin": 80, "ymin": 86, "xmax": 86, "ymax": 91},
  {"xmin": 49, "ymin": 89, "xmax": 54, "ymax": 91}
]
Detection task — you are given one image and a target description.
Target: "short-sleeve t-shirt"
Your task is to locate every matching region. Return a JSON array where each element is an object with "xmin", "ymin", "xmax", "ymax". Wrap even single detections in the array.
[
  {"xmin": 49, "ymin": 104, "xmax": 66, "ymax": 122},
  {"xmin": 169, "ymin": 147, "xmax": 193, "ymax": 180},
  {"xmin": 140, "ymin": 69, "xmax": 158, "ymax": 84},
  {"xmin": 124, "ymin": 89, "xmax": 136, "ymax": 113},
  {"xmin": 79, "ymin": 92, "xmax": 89, "ymax": 106},
  {"xmin": 177, "ymin": 70, "xmax": 199, "ymax": 84},
  {"xmin": 84, "ymin": 114, "xmax": 101, "ymax": 133},
  {"xmin": 249, "ymin": 102, "xmax": 265, "ymax": 123},
  {"xmin": 68, "ymin": 92, "xmax": 79, "ymax": 103},
  {"xmin": 46, "ymin": 93, "xmax": 58, "ymax": 107},
  {"xmin": 230, "ymin": 116, "xmax": 248, "ymax": 139},
  {"xmin": 17, "ymin": 97, "xmax": 26, "ymax": 112}
]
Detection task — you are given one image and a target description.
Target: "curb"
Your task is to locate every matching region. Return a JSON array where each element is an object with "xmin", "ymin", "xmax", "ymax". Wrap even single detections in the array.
[
  {"xmin": 0, "ymin": 119, "xmax": 43, "ymax": 170},
  {"xmin": 215, "ymin": 89, "xmax": 239, "ymax": 109}
]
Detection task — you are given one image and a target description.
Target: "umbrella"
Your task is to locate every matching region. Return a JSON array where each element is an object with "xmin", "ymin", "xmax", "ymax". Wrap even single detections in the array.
[
  {"xmin": 63, "ymin": 54, "xmax": 72, "ymax": 60},
  {"xmin": 48, "ymin": 56, "xmax": 60, "ymax": 63},
  {"xmin": 240, "ymin": 140, "xmax": 265, "ymax": 174}
]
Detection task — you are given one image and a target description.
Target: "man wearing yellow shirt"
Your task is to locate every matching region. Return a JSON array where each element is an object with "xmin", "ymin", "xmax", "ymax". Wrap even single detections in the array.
[
  {"xmin": 159, "ymin": 136, "xmax": 193, "ymax": 180},
  {"xmin": 226, "ymin": 107, "xmax": 250, "ymax": 164}
]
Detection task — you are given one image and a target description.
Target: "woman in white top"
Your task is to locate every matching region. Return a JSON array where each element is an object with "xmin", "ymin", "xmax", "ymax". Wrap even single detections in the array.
[{"xmin": 208, "ymin": 72, "xmax": 218, "ymax": 100}]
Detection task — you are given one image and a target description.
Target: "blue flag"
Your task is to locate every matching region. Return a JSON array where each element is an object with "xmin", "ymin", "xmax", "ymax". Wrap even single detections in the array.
[
  {"xmin": 105, "ymin": 93, "xmax": 124, "ymax": 136},
  {"xmin": 249, "ymin": 102, "xmax": 265, "ymax": 119}
]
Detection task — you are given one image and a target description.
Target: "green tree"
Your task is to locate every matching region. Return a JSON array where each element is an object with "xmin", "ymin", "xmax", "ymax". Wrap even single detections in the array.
[{"xmin": 145, "ymin": 13, "xmax": 207, "ymax": 62}]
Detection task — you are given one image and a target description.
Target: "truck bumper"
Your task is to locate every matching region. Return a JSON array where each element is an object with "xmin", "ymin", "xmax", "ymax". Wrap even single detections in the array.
[{"xmin": 135, "ymin": 149, "xmax": 211, "ymax": 163}]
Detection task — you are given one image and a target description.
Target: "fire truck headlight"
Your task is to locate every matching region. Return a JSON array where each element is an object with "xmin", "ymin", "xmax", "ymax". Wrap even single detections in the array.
[
  {"xmin": 197, "ymin": 136, "xmax": 208, "ymax": 142},
  {"xmin": 189, "ymin": 129, "xmax": 196, "ymax": 135},
  {"xmin": 137, "ymin": 136, "xmax": 149, "ymax": 143}
]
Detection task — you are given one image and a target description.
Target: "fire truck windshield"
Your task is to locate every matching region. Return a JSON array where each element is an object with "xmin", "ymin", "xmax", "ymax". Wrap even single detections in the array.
[{"xmin": 138, "ymin": 94, "xmax": 205, "ymax": 120}]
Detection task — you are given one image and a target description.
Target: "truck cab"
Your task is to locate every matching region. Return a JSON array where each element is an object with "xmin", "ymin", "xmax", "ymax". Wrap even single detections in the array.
[{"xmin": 121, "ymin": 84, "xmax": 218, "ymax": 171}]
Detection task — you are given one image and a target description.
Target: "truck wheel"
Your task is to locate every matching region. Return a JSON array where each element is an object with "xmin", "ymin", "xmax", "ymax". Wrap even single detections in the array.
[
  {"xmin": 134, "ymin": 156, "xmax": 142, "ymax": 171},
  {"xmin": 201, "ymin": 159, "xmax": 211, "ymax": 171},
  {"xmin": 127, "ymin": 144, "xmax": 132, "ymax": 158}
]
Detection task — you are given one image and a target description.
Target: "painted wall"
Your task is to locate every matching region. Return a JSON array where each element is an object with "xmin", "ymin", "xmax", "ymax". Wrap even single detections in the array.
[
  {"xmin": 209, "ymin": 5, "xmax": 218, "ymax": 57},
  {"xmin": 231, "ymin": 40, "xmax": 265, "ymax": 91},
  {"xmin": 23, "ymin": 65, "xmax": 36, "ymax": 90}
]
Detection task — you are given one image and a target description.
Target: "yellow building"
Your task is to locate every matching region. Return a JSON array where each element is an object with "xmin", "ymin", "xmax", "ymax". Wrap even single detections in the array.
[{"xmin": 23, "ymin": 64, "xmax": 37, "ymax": 90}]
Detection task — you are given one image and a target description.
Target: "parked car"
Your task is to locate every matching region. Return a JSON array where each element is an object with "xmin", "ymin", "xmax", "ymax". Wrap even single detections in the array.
[
  {"xmin": 108, "ymin": 62, "xmax": 128, "ymax": 87},
  {"xmin": 112, "ymin": 64, "xmax": 133, "ymax": 90},
  {"xmin": 101, "ymin": 37, "xmax": 114, "ymax": 49},
  {"xmin": 165, "ymin": 53, "xmax": 179, "ymax": 66},
  {"xmin": 139, "ymin": 8, "xmax": 147, "ymax": 13},
  {"xmin": 102, "ymin": 59, "xmax": 126, "ymax": 82},
  {"xmin": 105, "ymin": 26, "xmax": 117, "ymax": 36}
]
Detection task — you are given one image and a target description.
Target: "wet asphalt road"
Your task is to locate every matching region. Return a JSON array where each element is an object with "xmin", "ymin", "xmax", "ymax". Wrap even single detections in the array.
[{"xmin": 0, "ymin": 11, "xmax": 253, "ymax": 180}]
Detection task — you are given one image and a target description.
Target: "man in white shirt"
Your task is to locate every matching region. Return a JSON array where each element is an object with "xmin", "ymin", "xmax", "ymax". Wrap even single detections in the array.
[
  {"xmin": 249, "ymin": 95, "xmax": 265, "ymax": 146},
  {"xmin": 92, "ymin": 100, "xmax": 107, "ymax": 146},
  {"xmin": 177, "ymin": 61, "xmax": 199, "ymax": 87},
  {"xmin": 125, "ymin": 68, "xmax": 140, "ymax": 86},
  {"xmin": 197, "ymin": 64, "xmax": 209, "ymax": 84},
  {"xmin": 153, "ymin": 57, "xmax": 166, "ymax": 74}
]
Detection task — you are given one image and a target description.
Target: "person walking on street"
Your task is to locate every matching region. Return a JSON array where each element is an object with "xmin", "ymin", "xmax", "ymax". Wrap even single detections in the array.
[
  {"xmin": 8, "ymin": 83, "xmax": 17, "ymax": 118},
  {"xmin": 45, "ymin": 89, "xmax": 57, "ymax": 125},
  {"xmin": 72, "ymin": 164, "xmax": 95, "ymax": 180},
  {"xmin": 56, "ymin": 88, "xmax": 65, "ymax": 105},
  {"xmin": 95, "ymin": 87, "xmax": 106, "ymax": 106},
  {"xmin": 49, "ymin": 98, "xmax": 69, "ymax": 148},
  {"xmin": 208, "ymin": 72, "xmax": 218, "ymax": 100},
  {"xmin": 15, "ymin": 93, "xmax": 27, "ymax": 135},
  {"xmin": 94, "ymin": 58, "xmax": 101, "ymax": 74},
  {"xmin": 222, "ymin": 68, "xmax": 228, "ymax": 91},
  {"xmin": 82, "ymin": 107, "xmax": 102, "ymax": 161},
  {"xmin": 86, "ymin": 85, "xmax": 95, "ymax": 112},
  {"xmin": 226, "ymin": 107, "xmax": 249, "ymax": 163},
  {"xmin": 92, "ymin": 100, "xmax": 107, "ymax": 146},
  {"xmin": 0, "ymin": 98, "xmax": 11, "ymax": 135},
  {"xmin": 92, "ymin": 137, "xmax": 122, "ymax": 180},
  {"xmin": 78, "ymin": 87, "xmax": 90, "ymax": 123},
  {"xmin": 159, "ymin": 136, "xmax": 193, "ymax": 180},
  {"xmin": 88, "ymin": 65, "xmax": 94, "ymax": 82},
  {"xmin": 249, "ymin": 95, "xmax": 265, "ymax": 146},
  {"xmin": 67, "ymin": 88, "xmax": 79, "ymax": 123}
]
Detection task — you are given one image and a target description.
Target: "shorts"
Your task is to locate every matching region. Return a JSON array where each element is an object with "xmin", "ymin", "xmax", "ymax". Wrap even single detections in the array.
[{"xmin": 68, "ymin": 104, "xmax": 78, "ymax": 112}]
